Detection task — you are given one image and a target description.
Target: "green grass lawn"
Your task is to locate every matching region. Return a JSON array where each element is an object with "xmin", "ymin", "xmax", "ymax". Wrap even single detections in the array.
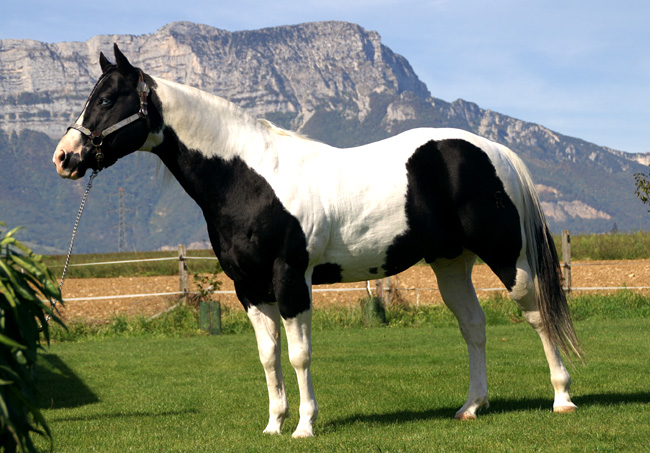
[{"xmin": 35, "ymin": 318, "xmax": 650, "ymax": 451}]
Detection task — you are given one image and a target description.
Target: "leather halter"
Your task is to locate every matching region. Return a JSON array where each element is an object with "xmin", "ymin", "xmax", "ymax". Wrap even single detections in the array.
[{"xmin": 68, "ymin": 70, "xmax": 150, "ymax": 170}]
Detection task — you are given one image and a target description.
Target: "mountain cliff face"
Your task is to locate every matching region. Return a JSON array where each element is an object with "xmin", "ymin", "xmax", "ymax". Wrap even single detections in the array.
[
  {"xmin": 1, "ymin": 21, "xmax": 648, "ymax": 253},
  {"xmin": 0, "ymin": 21, "xmax": 427, "ymax": 138}
]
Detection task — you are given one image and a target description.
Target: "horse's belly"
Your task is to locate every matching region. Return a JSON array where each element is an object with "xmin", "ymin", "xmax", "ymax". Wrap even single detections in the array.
[{"xmin": 313, "ymin": 218, "xmax": 415, "ymax": 283}]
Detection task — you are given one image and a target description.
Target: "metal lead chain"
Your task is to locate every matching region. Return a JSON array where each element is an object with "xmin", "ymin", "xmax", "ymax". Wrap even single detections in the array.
[
  {"xmin": 43, "ymin": 170, "xmax": 98, "ymax": 328},
  {"xmin": 58, "ymin": 170, "xmax": 98, "ymax": 291}
]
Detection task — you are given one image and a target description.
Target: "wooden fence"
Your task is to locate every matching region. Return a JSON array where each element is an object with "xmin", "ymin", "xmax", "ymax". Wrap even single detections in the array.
[
  {"xmin": 79, "ymin": 231, "xmax": 646, "ymax": 304},
  {"xmin": 56, "ymin": 232, "xmax": 650, "ymax": 332}
]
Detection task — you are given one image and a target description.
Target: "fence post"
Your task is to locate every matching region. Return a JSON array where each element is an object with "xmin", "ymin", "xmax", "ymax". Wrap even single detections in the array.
[
  {"xmin": 561, "ymin": 230, "xmax": 572, "ymax": 293},
  {"xmin": 374, "ymin": 277, "xmax": 392, "ymax": 301},
  {"xmin": 384, "ymin": 277, "xmax": 392, "ymax": 304},
  {"xmin": 375, "ymin": 278, "xmax": 384, "ymax": 299},
  {"xmin": 200, "ymin": 300, "xmax": 222, "ymax": 335},
  {"xmin": 178, "ymin": 244, "xmax": 188, "ymax": 299}
]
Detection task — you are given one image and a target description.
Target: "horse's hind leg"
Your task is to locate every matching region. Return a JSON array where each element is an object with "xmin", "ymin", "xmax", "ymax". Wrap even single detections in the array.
[
  {"xmin": 509, "ymin": 259, "xmax": 576, "ymax": 413},
  {"xmin": 247, "ymin": 302, "xmax": 289, "ymax": 434},
  {"xmin": 431, "ymin": 249, "xmax": 489, "ymax": 420}
]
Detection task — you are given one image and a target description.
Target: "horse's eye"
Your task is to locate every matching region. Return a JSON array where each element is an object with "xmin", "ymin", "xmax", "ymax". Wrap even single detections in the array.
[{"xmin": 99, "ymin": 97, "xmax": 112, "ymax": 106}]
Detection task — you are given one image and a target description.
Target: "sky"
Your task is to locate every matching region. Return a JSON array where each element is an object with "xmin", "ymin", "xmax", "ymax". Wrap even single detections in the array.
[{"xmin": 2, "ymin": 0, "xmax": 649, "ymax": 154}]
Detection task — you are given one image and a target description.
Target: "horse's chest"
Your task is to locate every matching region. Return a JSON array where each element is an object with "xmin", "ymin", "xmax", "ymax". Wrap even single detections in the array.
[{"xmin": 206, "ymin": 192, "xmax": 310, "ymax": 299}]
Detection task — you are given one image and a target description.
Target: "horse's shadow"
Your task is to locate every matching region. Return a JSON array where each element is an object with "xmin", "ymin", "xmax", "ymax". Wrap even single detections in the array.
[
  {"xmin": 36, "ymin": 354, "xmax": 200, "ymax": 422},
  {"xmin": 323, "ymin": 392, "xmax": 650, "ymax": 430},
  {"xmin": 37, "ymin": 353, "xmax": 100, "ymax": 409}
]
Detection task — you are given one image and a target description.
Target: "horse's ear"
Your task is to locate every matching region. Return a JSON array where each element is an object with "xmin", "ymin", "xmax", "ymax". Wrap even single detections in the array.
[
  {"xmin": 113, "ymin": 43, "xmax": 135, "ymax": 73},
  {"xmin": 99, "ymin": 52, "xmax": 112, "ymax": 73}
]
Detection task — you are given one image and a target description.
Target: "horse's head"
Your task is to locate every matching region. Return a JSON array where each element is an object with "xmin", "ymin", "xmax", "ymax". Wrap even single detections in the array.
[{"xmin": 53, "ymin": 44, "xmax": 154, "ymax": 179}]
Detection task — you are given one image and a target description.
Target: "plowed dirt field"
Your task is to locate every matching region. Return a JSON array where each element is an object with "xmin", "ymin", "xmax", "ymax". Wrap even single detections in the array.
[{"xmin": 56, "ymin": 260, "xmax": 650, "ymax": 323}]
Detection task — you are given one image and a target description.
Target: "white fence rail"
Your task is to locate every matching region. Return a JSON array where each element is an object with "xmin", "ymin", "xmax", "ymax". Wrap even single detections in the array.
[{"xmin": 57, "ymin": 236, "xmax": 649, "ymax": 306}]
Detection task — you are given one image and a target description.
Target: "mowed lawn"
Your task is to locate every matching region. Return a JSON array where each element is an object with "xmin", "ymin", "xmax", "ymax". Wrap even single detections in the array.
[{"xmin": 36, "ymin": 318, "xmax": 649, "ymax": 452}]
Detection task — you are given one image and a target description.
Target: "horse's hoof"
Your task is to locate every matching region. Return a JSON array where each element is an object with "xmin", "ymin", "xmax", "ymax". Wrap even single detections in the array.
[
  {"xmin": 553, "ymin": 405, "xmax": 577, "ymax": 414},
  {"xmin": 263, "ymin": 423, "xmax": 283, "ymax": 435},
  {"xmin": 454, "ymin": 412, "xmax": 477, "ymax": 421},
  {"xmin": 291, "ymin": 429, "xmax": 314, "ymax": 438}
]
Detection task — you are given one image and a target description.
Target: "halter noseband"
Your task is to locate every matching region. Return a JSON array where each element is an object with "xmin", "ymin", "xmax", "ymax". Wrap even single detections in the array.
[{"xmin": 68, "ymin": 70, "xmax": 150, "ymax": 170}]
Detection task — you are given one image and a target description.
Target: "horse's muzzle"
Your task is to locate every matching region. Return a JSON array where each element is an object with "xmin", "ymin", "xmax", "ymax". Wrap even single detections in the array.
[{"xmin": 53, "ymin": 130, "xmax": 87, "ymax": 179}]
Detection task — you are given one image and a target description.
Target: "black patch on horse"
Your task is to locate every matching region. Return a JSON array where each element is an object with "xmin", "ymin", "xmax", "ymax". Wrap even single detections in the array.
[
  {"xmin": 155, "ymin": 137, "xmax": 312, "ymax": 318},
  {"xmin": 383, "ymin": 139, "xmax": 522, "ymax": 290},
  {"xmin": 312, "ymin": 263, "xmax": 343, "ymax": 284}
]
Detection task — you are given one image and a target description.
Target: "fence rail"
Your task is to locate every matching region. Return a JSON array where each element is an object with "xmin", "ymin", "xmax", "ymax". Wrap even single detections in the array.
[
  {"xmin": 56, "ymin": 237, "xmax": 649, "ymax": 306},
  {"xmin": 53, "ymin": 257, "xmax": 179, "ymax": 267}
]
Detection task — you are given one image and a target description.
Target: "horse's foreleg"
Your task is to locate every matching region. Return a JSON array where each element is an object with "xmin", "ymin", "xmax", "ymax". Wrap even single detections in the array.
[
  {"xmin": 431, "ymin": 250, "xmax": 489, "ymax": 420},
  {"xmin": 247, "ymin": 303, "xmax": 289, "ymax": 434},
  {"xmin": 510, "ymin": 261, "xmax": 576, "ymax": 413},
  {"xmin": 282, "ymin": 308, "xmax": 318, "ymax": 437},
  {"xmin": 272, "ymin": 261, "xmax": 318, "ymax": 437}
]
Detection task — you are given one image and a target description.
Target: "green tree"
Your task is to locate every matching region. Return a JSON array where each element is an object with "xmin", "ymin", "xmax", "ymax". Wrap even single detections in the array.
[
  {"xmin": 0, "ymin": 223, "xmax": 64, "ymax": 452},
  {"xmin": 634, "ymin": 165, "xmax": 650, "ymax": 211}
]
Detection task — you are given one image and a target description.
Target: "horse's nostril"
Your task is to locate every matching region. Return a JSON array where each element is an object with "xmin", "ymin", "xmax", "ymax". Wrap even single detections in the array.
[
  {"xmin": 53, "ymin": 148, "xmax": 72, "ymax": 173},
  {"xmin": 54, "ymin": 149, "xmax": 66, "ymax": 165}
]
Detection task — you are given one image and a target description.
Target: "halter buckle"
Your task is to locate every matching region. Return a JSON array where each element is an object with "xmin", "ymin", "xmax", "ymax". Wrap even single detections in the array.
[{"xmin": 90, "ymin": 131, "xmax": 104, "ymax": 148}]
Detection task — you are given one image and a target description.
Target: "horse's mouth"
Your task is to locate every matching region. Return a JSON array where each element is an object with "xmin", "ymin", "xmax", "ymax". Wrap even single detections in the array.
[
  {"xmin": 56, "ymin": 167, "xmax": 84, "ymax": 180},
  {"xmin": 53, "ymin": 144, "xmax": 90, "ymax": 179},
  {"xmin": 54, "ymin": 156, "xmax": 83, "ymax": 180}
]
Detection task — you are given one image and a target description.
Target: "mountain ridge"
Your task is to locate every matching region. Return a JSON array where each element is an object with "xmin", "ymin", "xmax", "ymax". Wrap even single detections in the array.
[{"xmin": 1, "ymin": 21, "xmax": 648, "ymax": 253}]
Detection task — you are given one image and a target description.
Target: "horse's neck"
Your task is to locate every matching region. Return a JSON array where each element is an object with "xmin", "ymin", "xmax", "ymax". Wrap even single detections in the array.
[
  {"xmin": 150, "ymin": 76, "xmax": 287, "ymax": 218},
  {"xmin": 152, "ymin": 76, "xmax": 270, "ymax": 163}
]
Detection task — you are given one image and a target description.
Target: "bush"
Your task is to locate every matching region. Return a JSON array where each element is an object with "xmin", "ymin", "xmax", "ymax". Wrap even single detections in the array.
[
  {"xmin": 0, "ymin": 223, "xmax": 64, "ymax": 452},
  {"xmin": 634, "ymin": 165, "xmax": 650, "ymax": 211},
  {"xmin": 360, "ymin": 296, "xmax": 387, "ymax": 326}
]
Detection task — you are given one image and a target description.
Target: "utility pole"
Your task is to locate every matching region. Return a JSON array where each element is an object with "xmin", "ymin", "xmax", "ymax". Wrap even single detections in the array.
[{"xmin": 109, "ymin": 187, "xmax": 134, "ymax": 252}]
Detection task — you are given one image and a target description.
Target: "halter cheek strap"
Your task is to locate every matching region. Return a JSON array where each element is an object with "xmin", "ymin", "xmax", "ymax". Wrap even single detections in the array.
[{"xmin": 68, "ymin": 70, "xmax": 151, "ymax": 170}]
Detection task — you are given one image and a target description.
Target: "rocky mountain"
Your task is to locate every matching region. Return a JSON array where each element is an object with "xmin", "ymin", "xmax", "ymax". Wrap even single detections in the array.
[{"xmin": 1, "ymin": 21, "xmax": 648, "ymax": 253}]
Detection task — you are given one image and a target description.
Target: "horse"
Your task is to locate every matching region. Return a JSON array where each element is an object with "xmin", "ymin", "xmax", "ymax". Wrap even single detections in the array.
[{"xmin": 53, "ymin": 44, "xmax": 581, "ymax": 437}]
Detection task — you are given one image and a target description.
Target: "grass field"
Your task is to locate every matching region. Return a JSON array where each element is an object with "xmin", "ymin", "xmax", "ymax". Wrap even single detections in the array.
[
  {"xmin": 42, "ymin": 249, "xmax": 219, "ymax": 279},
  {"xmin": 41, "ymin": 231, "xmax": 650, "ymax": 279},
  {"xmin": 35, "ymin": 314, "xmax": 650, "ymax": 451},
  {"xmin": 552, "ymin": 230, "xmax": 650, "ymax": 261}
]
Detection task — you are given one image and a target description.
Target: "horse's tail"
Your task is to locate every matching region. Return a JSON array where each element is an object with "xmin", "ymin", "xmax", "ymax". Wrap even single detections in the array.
[{"xmin": 505, "ymin": 151, "xmax": 583, "ymax": 362}]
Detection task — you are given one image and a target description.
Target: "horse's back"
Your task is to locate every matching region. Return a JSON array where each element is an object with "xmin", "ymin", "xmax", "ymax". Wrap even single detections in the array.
[{"xmin": 298, "ymin": 128, "xmax": 525, "ymax": 284}]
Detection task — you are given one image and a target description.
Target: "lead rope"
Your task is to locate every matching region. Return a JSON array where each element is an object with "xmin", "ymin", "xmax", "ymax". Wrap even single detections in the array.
[{"xmin": 41, "ymin": 170, "xmax": 98, "ymax": 329}]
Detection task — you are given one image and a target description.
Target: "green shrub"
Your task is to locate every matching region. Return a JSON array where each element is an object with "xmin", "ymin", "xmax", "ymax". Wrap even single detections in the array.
[
  {"xmin": 360, "ymin": 296, "xmax": 387, "ymax": 326},
  {"xmin": 0, "ymin": 223, "xmax": 64, "ymax": 452}
]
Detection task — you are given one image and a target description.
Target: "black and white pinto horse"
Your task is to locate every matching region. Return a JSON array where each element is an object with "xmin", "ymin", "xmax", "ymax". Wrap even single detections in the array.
[{"xmin": 53, "ymin": 45, "xmax": 581, "ymax": 437}]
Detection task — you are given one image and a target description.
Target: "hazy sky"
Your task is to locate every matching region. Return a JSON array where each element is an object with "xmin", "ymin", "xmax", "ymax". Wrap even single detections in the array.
[{"xmin": 2, "ymin": 0, "xmax": 648, "ymax": 154}]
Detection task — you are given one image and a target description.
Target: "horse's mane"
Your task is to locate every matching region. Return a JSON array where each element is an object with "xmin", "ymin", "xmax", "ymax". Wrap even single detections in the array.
[
  {"xmin": 147, "ymin": 76, "xmax": 316, "ymax": 187},
  {"xmin": 257, "ymin": 119, "xmax": 314, "ymax": 142}
]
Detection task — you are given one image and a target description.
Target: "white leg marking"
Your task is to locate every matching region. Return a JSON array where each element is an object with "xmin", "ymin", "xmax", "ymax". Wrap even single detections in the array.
[
  {"xmin": 511, "ymin": 261, "xmax": 577, "ymax": 413},
  {"xmin": 431, "ymin": 250, "xmax": 489, "ymax": 420},
  {"xmin": 283, "ymin": 309, "xmax": 318, "ymax": 438},
  {"xmin": 247, "ymin": 304, "xmax": 289, "ymax": 434}
]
